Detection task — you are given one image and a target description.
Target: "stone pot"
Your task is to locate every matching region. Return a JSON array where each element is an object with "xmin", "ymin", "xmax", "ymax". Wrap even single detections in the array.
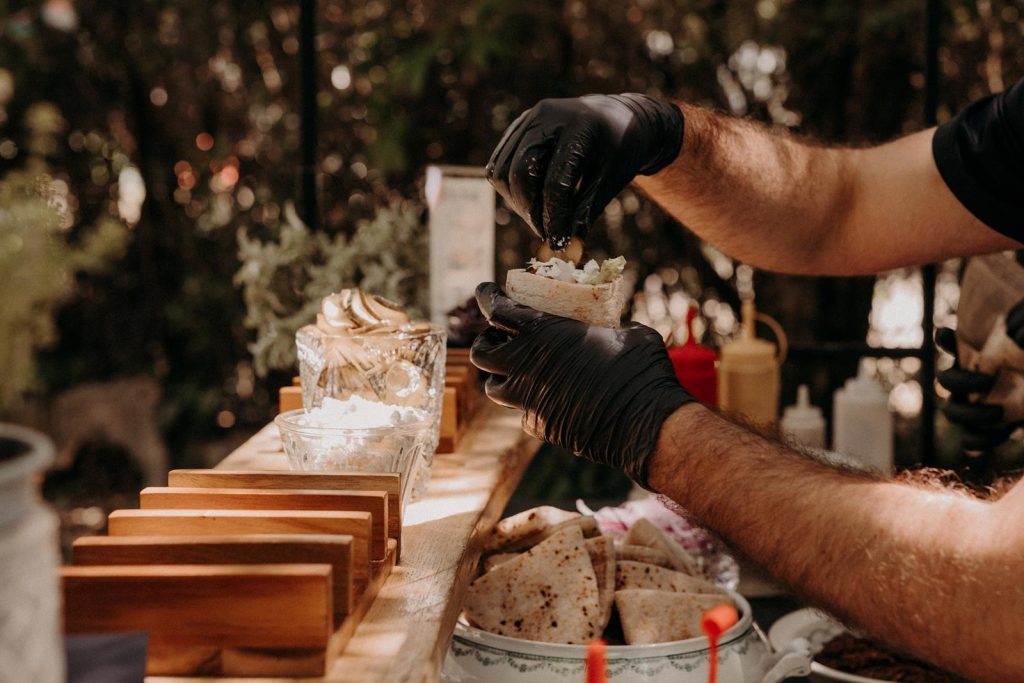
[{"xmin": 0, "ymin": 424, "xmax": 64, "ymax": 683}]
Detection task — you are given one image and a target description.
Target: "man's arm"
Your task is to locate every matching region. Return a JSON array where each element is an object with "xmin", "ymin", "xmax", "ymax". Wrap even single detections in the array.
[
  {"xmin": 649, "ymin": 403, "xmax": 1024, "ymax": 682},
  {"xmin": 634, "ymin": 104, "xmax": 1017, "ymax": 275}
]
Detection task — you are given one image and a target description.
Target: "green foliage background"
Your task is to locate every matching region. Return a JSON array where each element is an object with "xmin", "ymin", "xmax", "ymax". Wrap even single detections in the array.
[{"xmin": 0, "ymin": 0, "xmax": 1022, "ymax": 466}]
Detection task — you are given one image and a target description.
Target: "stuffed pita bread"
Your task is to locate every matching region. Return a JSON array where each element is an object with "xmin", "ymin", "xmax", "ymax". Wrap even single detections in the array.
[
  {"xmin": 505, "ymin": 256, "xmax": 627, "ymax": 328},
  {"xmin": 465, "ymin": 525, "xmax": 603, "ymax": 643},
  {"xmin": 615, "ymin": 589, "xmax": 730, "ymax": 645}
]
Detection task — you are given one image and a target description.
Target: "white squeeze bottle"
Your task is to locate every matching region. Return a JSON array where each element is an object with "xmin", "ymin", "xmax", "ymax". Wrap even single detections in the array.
[
  {"xmin": 781, "ymin": 384, "xmax": 825, "ymax": 449},
  {"xmin": 832, "ymin": 362, "xmax": 894, "ymax": 473}
]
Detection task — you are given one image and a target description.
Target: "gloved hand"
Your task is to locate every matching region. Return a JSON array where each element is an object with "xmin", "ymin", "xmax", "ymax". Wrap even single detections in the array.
[
  {"xmin": 936, "ymin": 316, "xmax": 1024, "ymax": 451},
  {"xmin": 485, "ymin": 94, "xmax": 684, "ymax": 250},
  {"xmin": 470, "ymin": 282, "xmax": 695, "ymax": 489}
]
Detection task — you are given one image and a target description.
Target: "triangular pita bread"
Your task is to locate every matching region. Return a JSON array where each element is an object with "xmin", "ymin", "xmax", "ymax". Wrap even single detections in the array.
[
  {"xmin": 483, "ymin": 552, "xmax": 519, "ymax": 573},
  {"xmin": 623, "ymin": 518, "xmax": 699, "ymax": 576},
  {"xmin": 615, "ymin": 561, "xmax": 724, "ymax": 594},
  {"xmin": 465, "ymin": 525, "xmax": 602, "ymax": 643},
  {"xmin": 483, "ymin": 506, "xmax": 580, "ymax": 551},
  {"xmin": 616, "ymin": 544, "xmax": 674, "ymax": 569},
  {"xmin": 615, "ymin": 589, "xmax": 730, "ymax": 645},
  {"xmin": 488, "ymin": 514, "xmax": 599, "ymax": 553},
  {"xmin": 585, "ymin": 536, "xmax": 616, "ymax": 632}
]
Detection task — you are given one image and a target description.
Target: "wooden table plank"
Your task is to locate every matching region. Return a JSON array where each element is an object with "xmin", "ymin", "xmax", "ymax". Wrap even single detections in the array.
[{"xmin": 148, "ymin": 403, "xmax": 540, "ymax": 683}]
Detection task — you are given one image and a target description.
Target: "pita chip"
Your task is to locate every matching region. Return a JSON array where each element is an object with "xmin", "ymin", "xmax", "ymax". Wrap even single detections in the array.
[
  {"xmin": 617, "ymin": 544, "xmax": 675, "ymax": 569},
  {"xmin": 615, "ymin": 561, "xmax": 725, "ymax": 595},
  {"xmin": 615, "ymin": 589, "xmax": 730, "ymax": 645},
  {"xmin": 483, "ymin": 506, "xmax": 580, "ymax": 551},
  {"xmin": 585, "ymin": 536, "xmax": 616, "ymax": 631},
  {"xmin": 465, "ymin": 525, "xmax": 603, "ymax": 644},
  {"xmin": 623, "ymin": 517, "xmax": 700, "ymax": 576}
]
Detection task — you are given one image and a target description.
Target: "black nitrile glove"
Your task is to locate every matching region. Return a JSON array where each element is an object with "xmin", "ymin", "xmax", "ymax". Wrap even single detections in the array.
[
  {"xmin": 936, "ymin": 327, "xmax": 1013, "ymax": 451},
  {"xmin": 485, "ymin": 94, "xmax": 684, "ymax": 249},
  {"xmin": 470, "ymin": 282, "xmax": 695, "ymax": 489}
]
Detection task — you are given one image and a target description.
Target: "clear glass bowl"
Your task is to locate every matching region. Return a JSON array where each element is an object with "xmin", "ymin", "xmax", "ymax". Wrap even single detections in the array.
[
  {"xmin": 275, "ymin": 408, "xmax": 434, "ymax": 512},
  {"xmin": 294, "ymin": 322, "xmax": 446, "ymax": 500}
]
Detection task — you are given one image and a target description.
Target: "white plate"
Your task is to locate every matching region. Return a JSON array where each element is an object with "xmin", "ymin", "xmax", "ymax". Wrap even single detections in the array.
[{"xmin": 767, "ymin": 608, "xmax": 890, "ymax": 683}]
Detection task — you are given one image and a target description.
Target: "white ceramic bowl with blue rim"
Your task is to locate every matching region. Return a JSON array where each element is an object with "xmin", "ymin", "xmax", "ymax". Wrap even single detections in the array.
[{"xmin": 443, "ymin": 590, "xmax": 812, "ymax": 682}]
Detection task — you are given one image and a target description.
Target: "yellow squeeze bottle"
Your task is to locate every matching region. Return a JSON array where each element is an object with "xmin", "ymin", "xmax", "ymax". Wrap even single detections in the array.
[{"xmin": 717, "ymin": 300, "xmax": 785, "ymax": 426}]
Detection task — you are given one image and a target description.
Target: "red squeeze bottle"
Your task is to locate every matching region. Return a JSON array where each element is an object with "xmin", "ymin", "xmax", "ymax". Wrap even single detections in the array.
[
  {"xmin": 585, "ymin": 639, "xmax": 607, "ymax": 683},
  {"xmin": 668, "ymin": 304, "xmax": 718, "ymax": 406},
  {"xmin": 701, "ymin": 604, "xmax": 739, "ymax": 683}
]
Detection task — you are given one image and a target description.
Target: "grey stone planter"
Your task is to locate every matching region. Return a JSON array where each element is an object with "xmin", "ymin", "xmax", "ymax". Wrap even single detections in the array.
[{"xmin": 0, "ymin": 424, "xmax": 64, "ymax": 683}]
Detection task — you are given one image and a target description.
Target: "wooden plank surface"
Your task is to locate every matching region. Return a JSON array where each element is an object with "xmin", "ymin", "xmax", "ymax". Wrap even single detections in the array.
[
  {"xmin": 72, "ymin": 534, "xmax": 355, "ymax": 618},
  {"xmin": 147, "ymin": 403, "xmax": 540, "ymax": 683}
]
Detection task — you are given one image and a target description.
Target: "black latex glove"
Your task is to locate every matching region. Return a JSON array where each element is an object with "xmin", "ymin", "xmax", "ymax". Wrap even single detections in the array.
[
  {"xmin": 470, "ymin": 282, "xmax": 695, "ymax": 489},
  {"xmin": 485, "ymin": 94, "xmax": 684, "ymax": 249},
  {"xmin": 936, "ymin": 327, "xmax": 1011, "ymax": 451}
]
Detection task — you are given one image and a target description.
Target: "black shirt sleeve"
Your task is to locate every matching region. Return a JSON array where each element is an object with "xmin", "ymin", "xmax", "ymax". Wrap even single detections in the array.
[{"xmin": 932, "ymin": 78, "xmax": 1024, "ymax": 242}]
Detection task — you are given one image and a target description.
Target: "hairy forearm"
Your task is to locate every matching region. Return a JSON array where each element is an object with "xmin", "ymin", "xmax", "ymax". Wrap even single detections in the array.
[
  {"xmin": 649, "ymin": 404, "xmax": 1024, "ymax": 681},
  {"xmin": 633, "ymin": 105, "xmax": 855, "ymax": 273},
  {"xmin": 633, "ymin": 105, "xmax": 1016, "ymax": 275}
]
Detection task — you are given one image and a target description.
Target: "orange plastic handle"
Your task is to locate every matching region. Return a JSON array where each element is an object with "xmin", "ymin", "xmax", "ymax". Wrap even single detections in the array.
[
  {"xmin": 585, "ymin": 639, "xmax": 607, "ymax": 683},
  {"xmin": 701, "ymin": 604, "xmax": 739, "ymax": 683}
]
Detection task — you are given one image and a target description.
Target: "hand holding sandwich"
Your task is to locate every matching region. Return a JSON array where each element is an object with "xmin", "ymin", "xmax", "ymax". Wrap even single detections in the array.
[
  {"xmin": 485, "ymin": 94, "xmax": 683, "ymax": 249},
  {"xmin": 470, "ymin": 282, "xmax": 694, "ymax": 487}
]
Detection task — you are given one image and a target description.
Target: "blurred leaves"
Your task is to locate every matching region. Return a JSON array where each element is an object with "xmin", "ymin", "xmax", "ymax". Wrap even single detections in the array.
[
  {"xmin": 0, "ymin": 105, "xmax": 128, "ymax": 409},
  {"xmin": 236, "ymin": 200, "xmax": 427, "ymax": 375},
  {"xmin": 0, "ymin": 170, "xmax": 69, "ymax": 409}
]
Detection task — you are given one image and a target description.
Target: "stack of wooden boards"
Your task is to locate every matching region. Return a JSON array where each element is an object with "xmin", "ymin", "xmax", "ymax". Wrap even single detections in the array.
[
  {"xmin": 61, "ymin": 469, "xmax": 402, "ymax": 677},
  {"xmin": 439, "ymin": 348, "xmax": 482, "ymax": 453},
  {"xmin": 276, "ymin": 349, "xmax": 482, "ymax": 453}
]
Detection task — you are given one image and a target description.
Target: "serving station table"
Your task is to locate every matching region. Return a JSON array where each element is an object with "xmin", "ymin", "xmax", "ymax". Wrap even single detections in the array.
[{"xmin": 149, "ymin": 403, "xmax": 542, "ymax": 683}]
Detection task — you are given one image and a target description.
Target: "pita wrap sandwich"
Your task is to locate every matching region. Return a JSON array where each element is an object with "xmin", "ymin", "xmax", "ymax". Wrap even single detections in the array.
[
  {"xmin": 623, "ymin": 517, "xmax": 700, "ymax": 576},
  {"xmin": 505, "ymin": 256, "xmax": 627, "ymax": 328},
  {"xmin": 585, "ymin": 536, "xmax": 616, "ymax": 632},
  {"xmin": 615, "ymin": 589, "xmax": 730, "ymax": 645},
  {"xmin": 465, "ymin": 525, "xmax": 603, "ymax": 643},
  {"xmin": 615, "ymin": 561, "xmax": 725, "ymax": 595}
]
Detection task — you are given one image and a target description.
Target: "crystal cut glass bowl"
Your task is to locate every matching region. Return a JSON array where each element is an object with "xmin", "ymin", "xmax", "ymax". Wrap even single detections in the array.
[{"xmin": 294, "ymin": 323, "xmax": 446, "ymax": 501}]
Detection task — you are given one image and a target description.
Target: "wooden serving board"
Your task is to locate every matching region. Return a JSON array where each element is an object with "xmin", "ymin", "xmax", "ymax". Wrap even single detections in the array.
[
  {"xmin": 72, "ymin": 534, "xmax": 356, "ymax": 618},
  {"xmin": 139, "ymin": 487, "xmax": 389, "ymax": 561},
  {"xmin": 107, "ymin": 509, "xmax": 377, "ymax": 566},
  {"xmin": 63, "ymin": 564, "xmax": 334, "ymax": 648}
]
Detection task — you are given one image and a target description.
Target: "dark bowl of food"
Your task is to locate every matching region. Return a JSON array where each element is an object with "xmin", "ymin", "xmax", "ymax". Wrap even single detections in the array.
[{"xmin": 768, "ymin": 608, "xmax": 964, "ymax": 682}]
